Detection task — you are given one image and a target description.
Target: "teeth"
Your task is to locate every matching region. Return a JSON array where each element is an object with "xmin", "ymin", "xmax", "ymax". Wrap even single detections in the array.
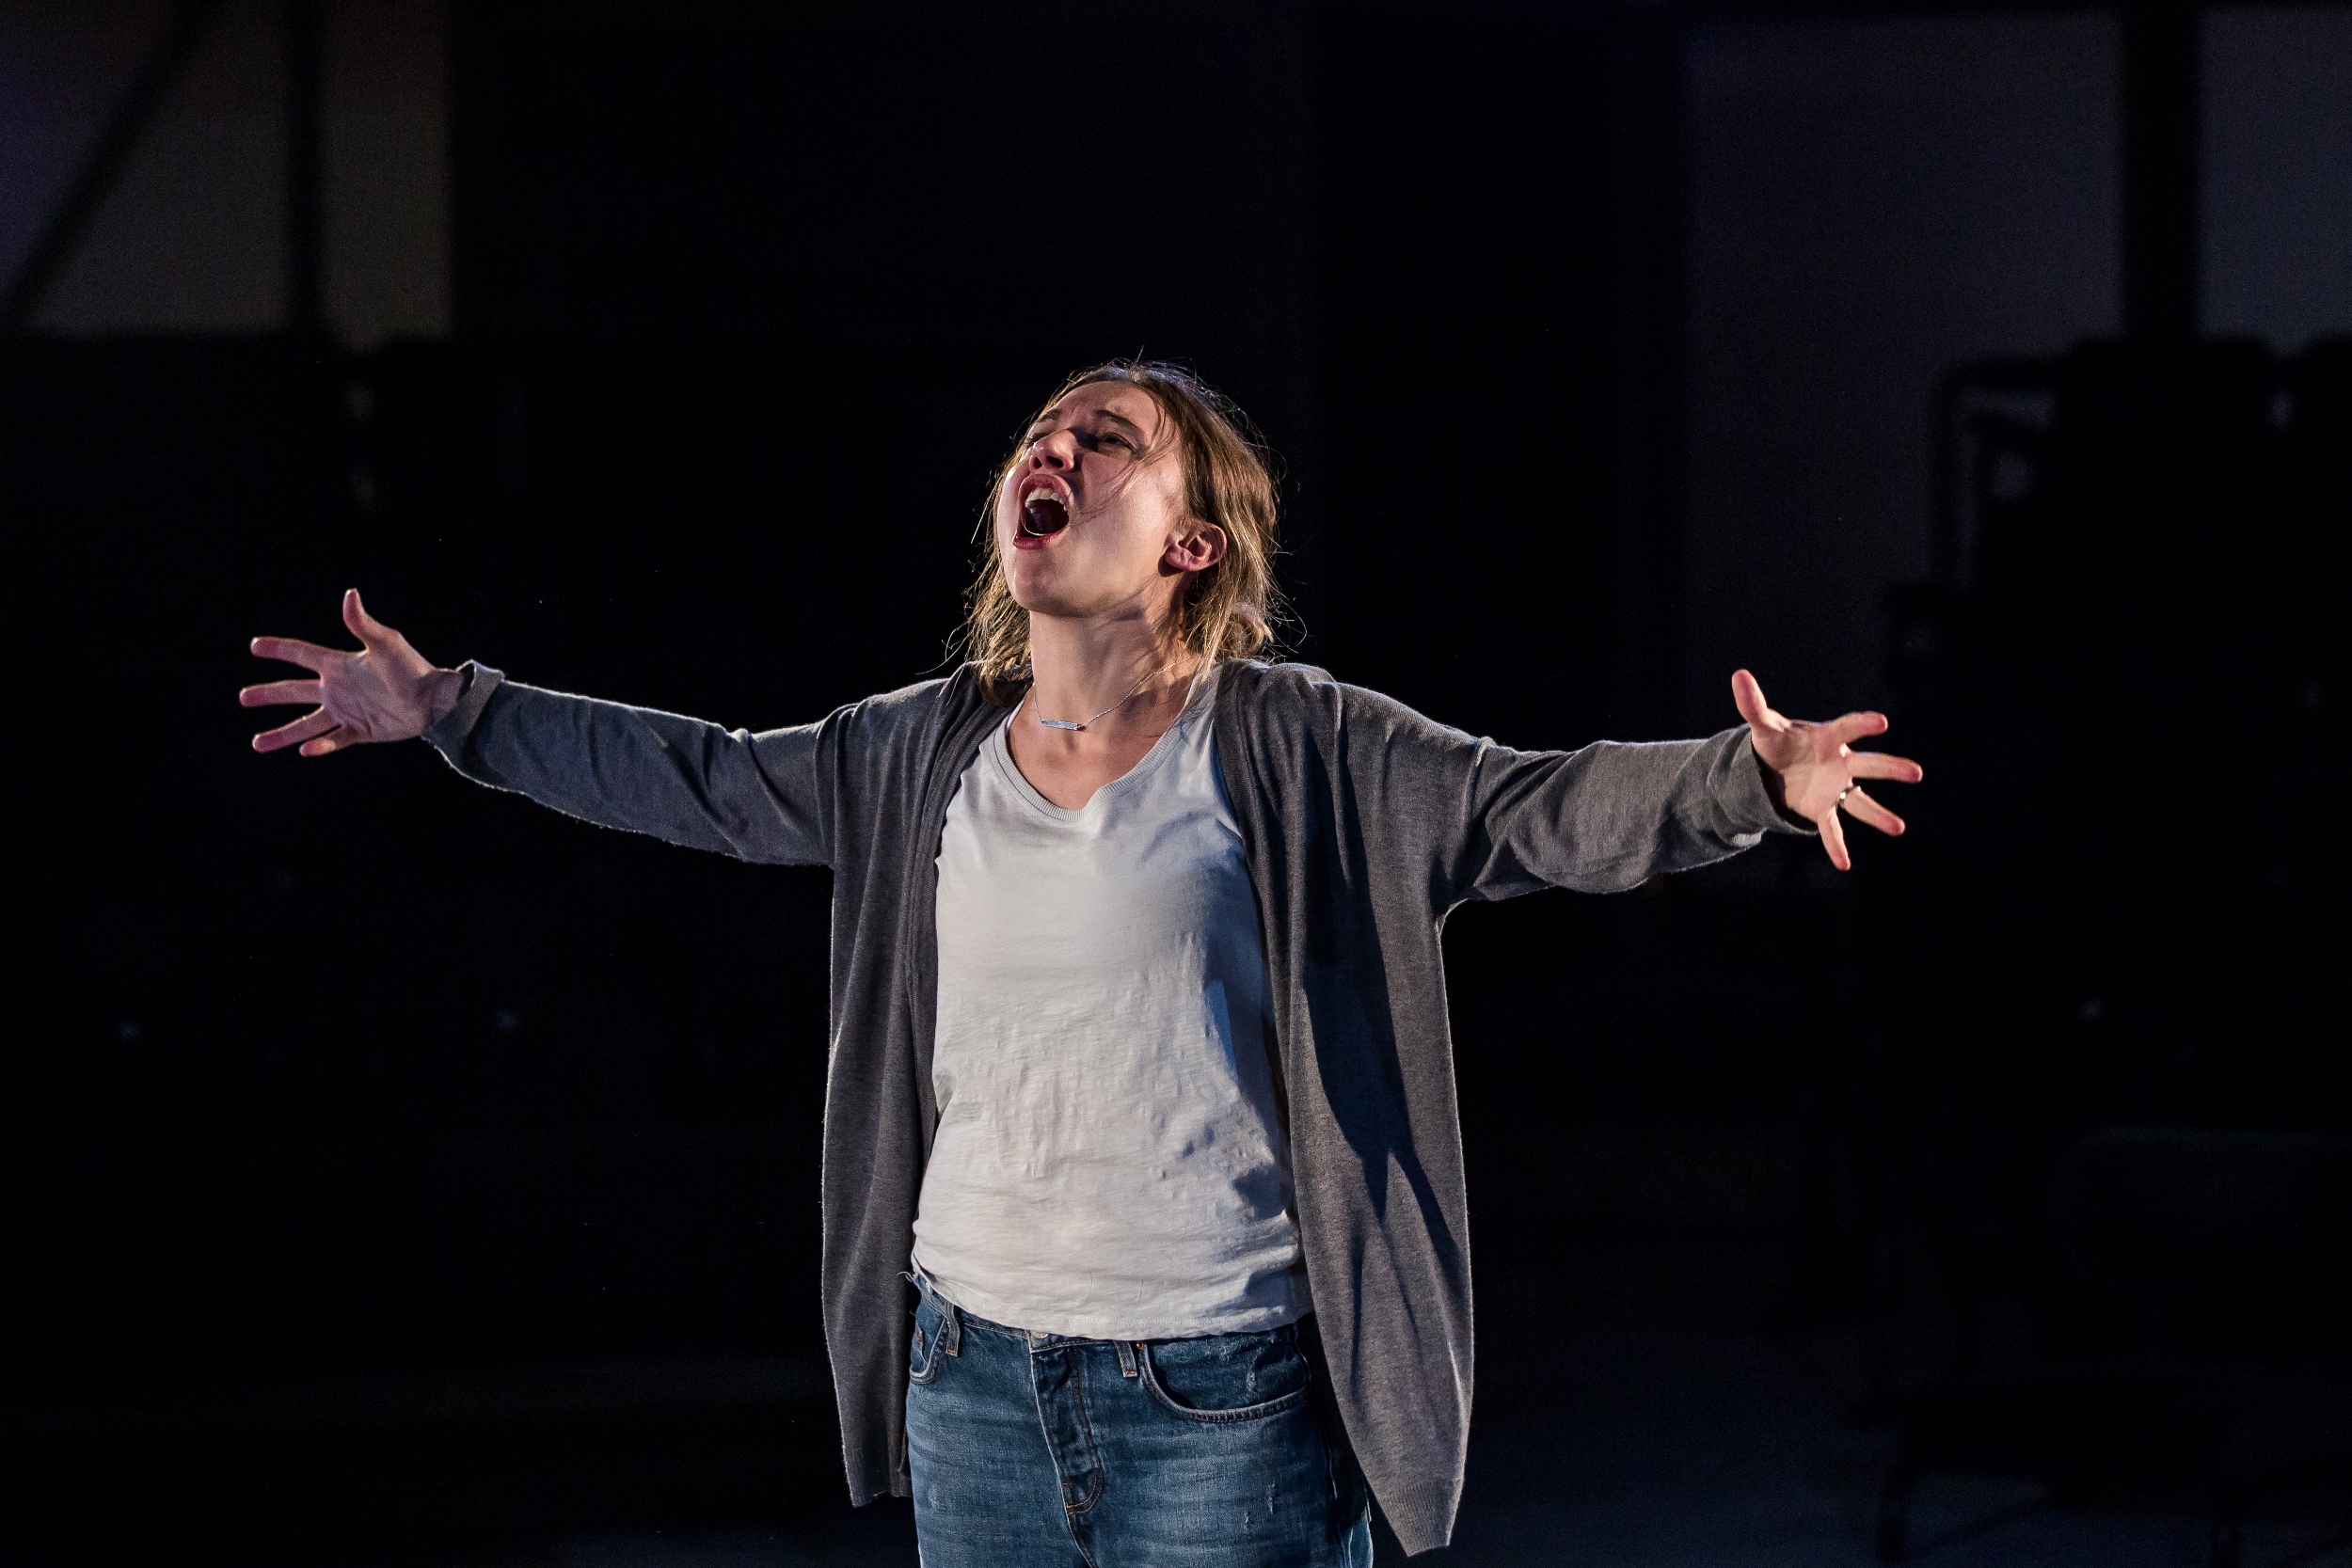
[{"xmin": 1021, "ymin": 492, "xmax": 1068, "ymax": 535}]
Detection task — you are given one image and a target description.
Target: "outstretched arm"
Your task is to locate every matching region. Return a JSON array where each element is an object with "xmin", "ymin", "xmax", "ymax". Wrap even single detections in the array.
[
  {"xmin": 1344, "ymin": 667, "xmax": 1923, "ymax": 904},
  {"xmin": 243, "ymin": 590, "xmax": 837, "ymax": 867}
]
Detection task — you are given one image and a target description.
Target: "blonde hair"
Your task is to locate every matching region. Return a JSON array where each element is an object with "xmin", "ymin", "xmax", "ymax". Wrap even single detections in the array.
[{"xmin": 960, "ymin": 360, "xmax": 1286, "ymax": 703}]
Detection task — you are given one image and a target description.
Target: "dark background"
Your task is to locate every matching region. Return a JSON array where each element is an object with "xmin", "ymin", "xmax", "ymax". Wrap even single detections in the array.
[{"xmin": 2, "ymin": 2, "xmax": 2347, "ymax": 1563}]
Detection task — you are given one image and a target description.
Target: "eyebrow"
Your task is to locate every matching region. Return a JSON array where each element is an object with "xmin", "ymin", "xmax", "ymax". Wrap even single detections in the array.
[{"xmin": 1028, "ymin": 405, "xmax": 1150, "ymax": 437}]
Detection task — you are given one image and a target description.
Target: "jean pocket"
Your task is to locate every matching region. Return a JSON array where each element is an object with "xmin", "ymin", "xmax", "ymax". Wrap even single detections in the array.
[
  {"xmin": 1136, "ymin": 1325, "xmax": 1311, "ymax": 1423},
  {"xmin": 908, "ymin": 1291, "xmax": 952, "ymax": 1386}
]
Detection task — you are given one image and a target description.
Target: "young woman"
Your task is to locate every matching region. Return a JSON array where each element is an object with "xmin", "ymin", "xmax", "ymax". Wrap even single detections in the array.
[{"xmin": 243, "ymin": 361, "xmax": 1918, "ymax": 1566}]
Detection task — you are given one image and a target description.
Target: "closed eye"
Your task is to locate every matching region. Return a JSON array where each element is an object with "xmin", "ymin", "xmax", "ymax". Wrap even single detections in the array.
[{"xmin": 1020, "ymin": 414, "xmax": 1145, "ymax": 452}]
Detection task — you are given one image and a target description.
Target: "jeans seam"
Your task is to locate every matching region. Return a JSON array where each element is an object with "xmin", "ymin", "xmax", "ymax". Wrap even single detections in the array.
[
  {"xmin": 1133, "ymin": 1338, "xmax": 1313, "ymax": 1424},
  {"xmin": 918, "ymin": 1323, "xmax": 1354, "ymax": 1565},
  {"xmin": 908, "ymin": 1310, "xmax": 946, "ymax": 1386},
  {"xmin": 950, "ymin": 1314, "xmax": 1029, "ymax": 1344},
  {"xmin": 1061, "ymin": 1349, "xmax": 1108, "ymax": 1517}
]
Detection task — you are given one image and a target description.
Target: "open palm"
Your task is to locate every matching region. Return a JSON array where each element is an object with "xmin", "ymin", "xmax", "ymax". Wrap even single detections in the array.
[
  {"xmin": 242, "ymin": 589, "xmax": 453, "ymax": 757},
  {"xmin": 1733, "ymin": 668, "xmax": 1922, "ymax": 871}
]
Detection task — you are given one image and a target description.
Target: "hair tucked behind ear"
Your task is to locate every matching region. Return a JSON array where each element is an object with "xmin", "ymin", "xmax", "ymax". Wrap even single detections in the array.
[{"xmin": 958, "ymin": 359, "xmax": 1288, "ymax": 704}]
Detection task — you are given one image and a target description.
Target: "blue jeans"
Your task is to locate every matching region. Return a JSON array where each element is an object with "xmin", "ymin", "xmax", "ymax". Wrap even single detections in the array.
[{"xmin": 904, "ymin": 1275, "xmax": 1374, "ymax": 1567}]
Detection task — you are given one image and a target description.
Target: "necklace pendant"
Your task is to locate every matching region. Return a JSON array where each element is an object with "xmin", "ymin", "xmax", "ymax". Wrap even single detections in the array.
[{"xmin": 1028, "ymin": 657, "xmax": 1180, "ymax": 732}]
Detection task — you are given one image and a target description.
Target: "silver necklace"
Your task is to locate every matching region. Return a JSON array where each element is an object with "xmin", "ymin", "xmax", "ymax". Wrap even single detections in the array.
[{"xmin": 1026, "ymin": 659, "xmax": 1180, "ymax": 732}]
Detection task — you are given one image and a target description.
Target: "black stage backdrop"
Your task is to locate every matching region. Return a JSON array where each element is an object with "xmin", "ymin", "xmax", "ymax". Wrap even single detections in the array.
[{"xmin": 2, "ymin": 3, "xmax": 2345, "ymax": 1559}]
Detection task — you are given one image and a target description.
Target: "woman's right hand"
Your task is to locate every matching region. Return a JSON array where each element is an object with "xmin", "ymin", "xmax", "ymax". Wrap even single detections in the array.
[{"xmin": 243, "ymin": 589, "xmax": 460, "ymax": 757}]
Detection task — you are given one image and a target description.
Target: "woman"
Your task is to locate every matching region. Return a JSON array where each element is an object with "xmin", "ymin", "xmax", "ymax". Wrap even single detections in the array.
[{"xmin": 243, "ymin": 360, "xmax": 1918, "ymax": 1565}]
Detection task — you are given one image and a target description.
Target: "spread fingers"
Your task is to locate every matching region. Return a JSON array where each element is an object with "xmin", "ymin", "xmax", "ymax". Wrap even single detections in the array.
[
  {"xmin": 240, "ymin": 678, "xmax": 323, "ymax": 708},
  {"xmin": 1828, "ymin": 710, "xmax": 1889, "ymax": 744},
  {"xmin": 1840, "ymin": 785, "xmax": 1905, "ymax": 836},
  {"xmin": 249, "ymin": 636, "xmax": 340, "ymax": 672},
  {"xmin": 1848, "ymin": 750, "xmax": 1924, "ymax": 785},
  {"xmin": 1820, "ymin": 808, "xmax": 1853, "ymax": 872},
  {"xmin": 252, "ymin": 708, "xmax": 335, "ymax": 753}
]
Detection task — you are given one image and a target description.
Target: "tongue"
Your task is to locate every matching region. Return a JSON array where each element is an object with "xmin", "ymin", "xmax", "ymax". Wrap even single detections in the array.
[{"xmin": 1022, "ymin": 496, "xmax": 1069, "ymax": 535}]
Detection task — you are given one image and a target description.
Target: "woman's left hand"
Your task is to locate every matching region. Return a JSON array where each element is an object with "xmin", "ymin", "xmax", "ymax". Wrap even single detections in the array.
[{"xmin": 1732, "ymin": 668, "xmax": 1923, "ymax": 872}]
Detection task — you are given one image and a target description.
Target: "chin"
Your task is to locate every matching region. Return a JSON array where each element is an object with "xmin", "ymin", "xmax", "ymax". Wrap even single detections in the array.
[
  {"xmin": 1004, "ymin": 568, "xmax": 1106, "ymax": 623},
  {"xmin": 1000, "ymin": 566, "xmax": 1061, "ymax": 616},
  {"xmin": 1007, "ymin": 586, "xmax": 1079, "ymax": 621}
]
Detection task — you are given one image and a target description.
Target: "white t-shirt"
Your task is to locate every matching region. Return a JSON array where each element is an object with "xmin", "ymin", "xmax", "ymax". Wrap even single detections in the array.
[{"xmin": 910, "ymin": 668, "xmax": 1307, "ymax": 1339}]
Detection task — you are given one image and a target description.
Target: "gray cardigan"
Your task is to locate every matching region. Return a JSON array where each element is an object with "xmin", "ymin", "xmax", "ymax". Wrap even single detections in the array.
[{"xmin": 424, "ymin": 657, "xmax": 1797, "ymax": 1554}]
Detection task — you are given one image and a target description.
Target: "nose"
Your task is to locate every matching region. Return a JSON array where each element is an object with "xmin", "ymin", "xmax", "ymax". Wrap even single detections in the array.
[{"xmin": 1027, "ymin": 430, "xmax": 1077, "ymax": 470}]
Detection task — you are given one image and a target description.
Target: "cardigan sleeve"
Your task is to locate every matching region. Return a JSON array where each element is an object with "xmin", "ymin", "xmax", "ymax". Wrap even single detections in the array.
[
  {"xmin": 421, "ymin": 661, "xmax": 840, "ymax": 868},
  {"xmin": 1327, "ymin": 680, "xmax": 1804, "ymax": 907}
]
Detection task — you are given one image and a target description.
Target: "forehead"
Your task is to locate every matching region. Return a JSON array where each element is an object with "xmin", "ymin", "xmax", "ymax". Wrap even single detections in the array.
[{"xmin": 1036, "ymin": 381, "xmax": 1164, "ymax": 436}]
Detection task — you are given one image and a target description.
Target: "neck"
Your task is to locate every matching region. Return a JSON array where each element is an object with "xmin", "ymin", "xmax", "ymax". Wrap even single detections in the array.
[{"xmin": 1025, "ymin": 607, "xmax": 1197, "ymax": 730}]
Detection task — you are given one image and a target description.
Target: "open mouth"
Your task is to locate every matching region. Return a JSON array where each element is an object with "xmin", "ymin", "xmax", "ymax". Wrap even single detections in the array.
[{"xmin": 1020, "ymin": 494, "xmax": 1070, "ymax": 537}]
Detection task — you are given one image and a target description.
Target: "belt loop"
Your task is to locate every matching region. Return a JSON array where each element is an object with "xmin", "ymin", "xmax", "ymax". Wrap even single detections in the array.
[
  {"xmin": 942, "ymin": 1301, "xmax": 961, "ymax": 1357},
  {"xmin": 1116, "ymin": 1340, "xmax": 1139, "ymax": 1379}
]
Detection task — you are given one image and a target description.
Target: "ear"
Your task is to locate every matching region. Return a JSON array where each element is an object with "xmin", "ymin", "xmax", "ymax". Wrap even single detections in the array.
[{"xmin": 1164, "ymin": 521, "xmax": 1228, "ymax": 576}]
